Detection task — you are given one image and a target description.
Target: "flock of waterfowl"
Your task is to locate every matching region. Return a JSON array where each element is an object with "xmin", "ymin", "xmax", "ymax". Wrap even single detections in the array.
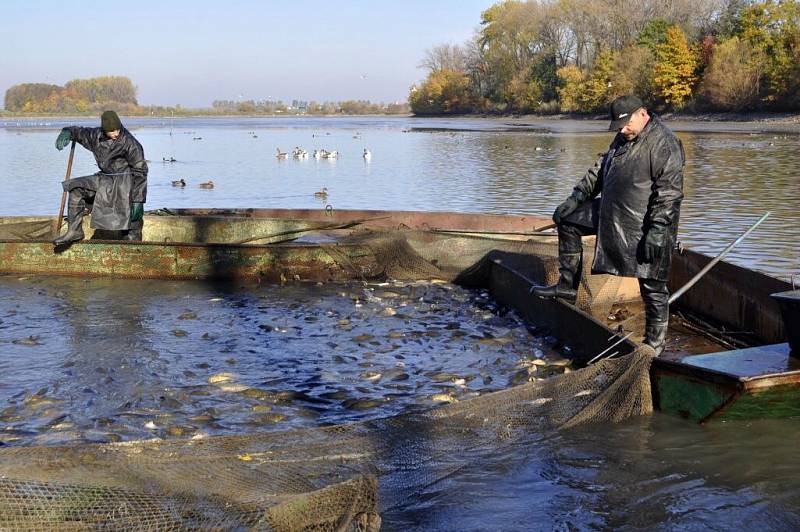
[
  {"xmin": 162, "ymin": 133, "xmax": 372, "ymax": 197},
  {"xmin": 170, "ymin": 178, "xmax": 214, "ymax": 189},
  {"xmin": 276, "ymin": 147, "xmax": 371, "ymax": 160}
]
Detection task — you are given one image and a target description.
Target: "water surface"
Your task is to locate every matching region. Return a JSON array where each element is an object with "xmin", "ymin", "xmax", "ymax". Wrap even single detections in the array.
[{"xmin": 1, "ymin": 116, "xmax": 797, "ymax": 281}]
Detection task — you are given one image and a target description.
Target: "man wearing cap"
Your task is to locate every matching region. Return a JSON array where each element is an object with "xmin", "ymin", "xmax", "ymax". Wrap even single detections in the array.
[
  {"xmin": 53, "ymin": 110, "xmax": 148, "ymax": 245},
  {"xmin": 531, "ymin": 95, "xmax": 684, "ymax": 355}
]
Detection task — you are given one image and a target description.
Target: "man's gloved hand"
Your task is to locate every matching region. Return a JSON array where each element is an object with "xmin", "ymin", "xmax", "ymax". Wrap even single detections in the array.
[
  {"xmin": 643, "ymin": 223, "xmax": 668, "ymax": 263},
  {"xmin": 130, "ymin": 202, "xmax": 144, "ymax": 222},
  {"xmin": 55, "ymin": 128, "xmax": 72, "ymax": 151},
  {"xmin": 552, "ymin": 191, "xmax": 585, "ymax": 225}
]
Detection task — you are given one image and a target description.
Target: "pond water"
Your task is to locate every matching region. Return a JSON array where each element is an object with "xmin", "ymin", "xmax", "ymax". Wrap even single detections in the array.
[
  {"xmin": 0, "ymin": 115, "xmax": 798, "ymax": 281},
  {"xmin": 0, "ymin": 275, "xmax": 564, "ymax": 446},
  {"xmin": 1, "ymin": 116, "xmax": 799, "ymax": 530}
]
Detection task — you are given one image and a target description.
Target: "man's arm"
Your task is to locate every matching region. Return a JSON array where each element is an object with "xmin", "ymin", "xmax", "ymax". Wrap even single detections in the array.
[
  {"xmin": 641, "ymin": 135, "xmax": 684, "ymax": 263},
  {"xmin": 572, "ymin": 151, "xmax": 607, "ymax": 201},
  {"xmin": 552, "ymin": 150, "xmax": 608, "ymax": 224},
  {"xmin": 55, "ymin": 126, "xmax": 98, "ymax": 151},
  {"xmin": 647, "ymin": 136, "xmax": 684, "ymax": 227},
  {"xmin": 126, "ymin": 138, "xmax": 148, "ymax": 204},
  {"xmin": 66, "ymin": 127, "xmax": 99, "ymax": 151}
]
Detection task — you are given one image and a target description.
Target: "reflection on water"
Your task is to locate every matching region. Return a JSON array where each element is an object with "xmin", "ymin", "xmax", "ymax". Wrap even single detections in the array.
[
  {"xmin": 386, "ymin": 415, "xmax": 800, "ymax": 531},
  {"xmin": 1, "ymin": 116, "xmax": 797, "ymax": 280}
]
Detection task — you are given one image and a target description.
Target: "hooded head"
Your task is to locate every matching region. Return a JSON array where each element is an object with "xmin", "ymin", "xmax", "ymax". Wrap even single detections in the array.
[{"xmin": 100, "ymin": 110, "xmax": 122, "ymax": 133}]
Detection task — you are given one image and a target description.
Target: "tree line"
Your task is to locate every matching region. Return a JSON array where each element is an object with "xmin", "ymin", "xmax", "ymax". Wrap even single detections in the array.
[
  {"xmin": 4, "ymin": 76, "xmax": 139, "ymax": 114},
  {"xmin": 409, "ymin": 0, "xmax": 800, "ymax": 115},
  {"xmin": 3, "ymin": 76, "xmax": 409, "ymax": 116}
]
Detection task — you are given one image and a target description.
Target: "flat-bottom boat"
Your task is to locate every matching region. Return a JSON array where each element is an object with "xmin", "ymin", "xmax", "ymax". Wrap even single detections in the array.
[{"xmin": 0, "ymin": 208, "xmax": 795, "ymax": 422}]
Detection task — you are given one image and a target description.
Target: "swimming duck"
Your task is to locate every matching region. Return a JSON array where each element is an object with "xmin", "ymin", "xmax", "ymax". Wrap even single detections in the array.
[
  {"xmin": 171, "ymin": 178, "xmax": 186, "ymax": 187},
  {"xmin": 163, "ymin": 156, "xmax": 177, "ymax": 163},
  {"xmin": 276, "ymin": 148, "xmax": 288, "ymax": 159},
  {"xmin": 198, "ymin": 180, "xmax": 214, "ymax": 189},
  {"xmin": 292, "ymin": 147, "xmax": 308, "ymax": 159},
  {"xmin": 322, "ymin": 150, "xmax": 338, "ymax": 159},
  {"xmin": 314, "ymin": 187, "xmax": 329, "ymax": 199},
  {"xmin": 362, "ymin": 148, "xmax": 371, "ymax": 161}
]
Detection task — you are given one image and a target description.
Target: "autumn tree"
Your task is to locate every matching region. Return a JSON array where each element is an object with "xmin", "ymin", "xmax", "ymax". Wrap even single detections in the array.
[
  {"xmin": 701, "ymin": 36, "xmax": 765, "ymax": 109},
  {"xmin": 611, "ymin": 45, "xmax": 657, "ymax": 101},
  {"xmin": 4, "ymin": 84, "xmax": 60, "ymax": 112},
  {"xmin": 556, "ymin": 64, "xmax": 585, "ymax": 112},
  {"xmin": 419, "ymin": 44, "xmax": 468, "ymax": 73},
  {"xmin": 737, "ymin": 0, "xmax": 800, "ymax": 107},
  {"xmin": 580, "ymin": 49, "xmax": 615, "ymax": 111},
  {"xmin": 653, "ymin": 26, "xmax": 698, "ymax": 107},
  {"xmin": 409, "ymin": 69, "xmax": 473, "ymax": 115}
]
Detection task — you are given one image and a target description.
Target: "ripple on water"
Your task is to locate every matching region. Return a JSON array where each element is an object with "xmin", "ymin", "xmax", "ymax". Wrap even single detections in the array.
[{"xmin": 0, "ymin": 276, "xmax": 571, "ymax": 446}]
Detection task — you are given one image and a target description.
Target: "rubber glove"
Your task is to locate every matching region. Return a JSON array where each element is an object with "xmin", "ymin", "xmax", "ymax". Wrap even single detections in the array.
[
  {"xmin": 552, "ymin": 190, "xmax": 585, "ymax": 225},
  {"xmin": 55, "ymin": 128, "xmax": 72, "ymax": 150},
  {"xmin": 130, "ymin": 202, "xmax": 144, "ymax": 222},
  {"xmin": 643, "ymin": 223, "xmax": 668, "ymax": 263}
]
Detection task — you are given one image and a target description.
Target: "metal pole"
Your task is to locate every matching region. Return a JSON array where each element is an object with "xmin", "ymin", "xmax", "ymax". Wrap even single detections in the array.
[
  {"xmin": 668, "ymin": 212, "xmax": 770, "ymax": 304},
  {"xmin": 589, "ymin": 211, "xmax": 771, "ymax": 364}
]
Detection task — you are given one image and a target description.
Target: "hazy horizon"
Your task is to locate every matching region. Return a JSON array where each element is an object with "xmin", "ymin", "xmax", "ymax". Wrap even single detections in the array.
[{"xmin": 2, "ymin": 0, "xmax": 494, "ymax": 108}]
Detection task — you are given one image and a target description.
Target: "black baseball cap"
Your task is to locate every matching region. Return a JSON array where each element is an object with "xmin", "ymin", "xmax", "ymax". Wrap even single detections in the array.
[{"xmin": 609, "ymin": 95, "xmax": 644, "ymax": 131}]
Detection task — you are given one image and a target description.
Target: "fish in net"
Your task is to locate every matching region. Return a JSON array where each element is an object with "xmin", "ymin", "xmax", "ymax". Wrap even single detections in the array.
[
  {"xmin": 0, "ymin": 225, "xmax": 654, "ymax": 529},
  {"xmin": 0, "ymin": 347, "xmax": 654, "ymax": 530}
]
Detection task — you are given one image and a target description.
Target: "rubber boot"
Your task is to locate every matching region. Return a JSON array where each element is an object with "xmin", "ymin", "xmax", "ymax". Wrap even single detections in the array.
[
  {"xmin": 123, "ymin": 218, "xmax": 143, "ymax": 242},
  {"xmin": 644, "ymin": 320, "xmax": 669, "ymax": 356},
  {"xmin": 530, "ymin": 252, "xmax": 581, "ymax": 303},
  {"xmin": 640, "ymin": 278, "xmax": 670, "ymax": 356},
  {"xmin": 53, "ymin": 197, "xmax": 86, "ymax": 246}
]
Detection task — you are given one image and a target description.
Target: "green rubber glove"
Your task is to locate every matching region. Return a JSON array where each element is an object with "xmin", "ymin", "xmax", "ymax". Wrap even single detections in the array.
[
  {"xmin": 643, "ymin": 223, "xmax": 668, "ymax": 263},
  {"xmin": 130, "ymin": 202, "xmax": 144, "ymax": 222},
  {"xmin": 552, "ymin": 190, "xmax": 586, "ymax": 225},
  {"xmin": 55, "ymin": 128, "xmax": 72, "ymax": 150}
]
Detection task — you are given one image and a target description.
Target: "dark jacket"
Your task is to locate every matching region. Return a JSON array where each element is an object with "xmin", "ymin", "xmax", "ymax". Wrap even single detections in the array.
[
  {"xmin": 63, "ymin": 126, "xmax": 148, "ymax": 231},
  {"xmin": 572, "ymin": 115, "xmax": 684, "ymax": 281}
]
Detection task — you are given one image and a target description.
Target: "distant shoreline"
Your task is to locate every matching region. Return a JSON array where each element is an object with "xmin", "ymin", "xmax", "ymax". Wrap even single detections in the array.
[
  {"xmin": 4, "ymin": 112, "xmax": 800, "ymax": 134},
  {"xmin": 4, "ymin": 110, "xmax": 800, "ymax": 123}
]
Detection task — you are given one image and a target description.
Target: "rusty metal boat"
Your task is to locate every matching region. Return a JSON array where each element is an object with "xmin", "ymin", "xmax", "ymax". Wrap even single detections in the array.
[{"xmin": 0, "ymin": 207, "xmax": 796, "ymax": 422}]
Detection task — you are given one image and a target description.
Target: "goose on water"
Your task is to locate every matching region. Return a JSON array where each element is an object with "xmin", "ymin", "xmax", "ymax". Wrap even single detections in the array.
[
  {"xmin": 362, "ymin": 148, "xmax": 371, "ymax": 161},
  {"xmin": 276, "ymin": 148, "xmax": 288, "ymax": 159}
]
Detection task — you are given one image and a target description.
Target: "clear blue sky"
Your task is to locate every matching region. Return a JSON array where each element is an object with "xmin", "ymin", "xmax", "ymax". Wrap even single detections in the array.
[{"xmin": 1, "ymin": 0, "xmax": 495, "ymax": 107}]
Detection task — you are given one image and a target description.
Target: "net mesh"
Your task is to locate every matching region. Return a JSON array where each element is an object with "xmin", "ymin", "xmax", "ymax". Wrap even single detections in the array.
[
  {"xmin": 0, "ymin": 347, "xmax": 654, "ymax": 530},
  {"xmin": 327, "ymin": 229, "xmax": 627, "ymax": 322},
  {"xmin": 0, "ymin": 220, "xmax": 657, "ymax": 530}
]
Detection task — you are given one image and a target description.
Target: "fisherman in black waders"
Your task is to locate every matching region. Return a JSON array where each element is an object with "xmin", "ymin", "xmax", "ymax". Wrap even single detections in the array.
[
  {"xmin": 54, "ymin": 110, "xmax": 148, "ymax": 245},
  {"xmin": 531, "ymin": 95, "xmax": 684, "ymax": 355}
]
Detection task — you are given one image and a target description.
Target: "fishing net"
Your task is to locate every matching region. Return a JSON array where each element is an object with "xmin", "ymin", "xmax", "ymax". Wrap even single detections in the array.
[
  {"xmin": 0, "ymin": 347, "xmax": 654, "ymax": 531},
  {"xmin": 327, "ymin": 229, "xmax": 628, "ymax": 322},
  {"xmin": 0, "ymin": 217, "xmax": 656, "ymax": 530},
  {"xmin": 0, "ymin": 219, "xmax": 55, "ymax": 240}
]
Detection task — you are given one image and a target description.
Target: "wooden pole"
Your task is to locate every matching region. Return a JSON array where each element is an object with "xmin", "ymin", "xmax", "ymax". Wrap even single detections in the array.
[{"xmin": 54, "ymin": 140, "xmax": 77, "ymax": 237}]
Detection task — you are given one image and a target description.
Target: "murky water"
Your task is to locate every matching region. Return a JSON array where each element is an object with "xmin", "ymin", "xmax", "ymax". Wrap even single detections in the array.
[
  {"xmin": 0, "ymin": 116, "xmax": 798, "ymax": 281},
  {"xmin": 1, "ymin": 117, "xmax": 800, "ymax": 530},
  {"xmin": 386, "ymin": 415, "xmax": 800, "ymax": 530},
  {"xmin": 0, "ymin": 275, "xmax": 563, "ymax": 446}
]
